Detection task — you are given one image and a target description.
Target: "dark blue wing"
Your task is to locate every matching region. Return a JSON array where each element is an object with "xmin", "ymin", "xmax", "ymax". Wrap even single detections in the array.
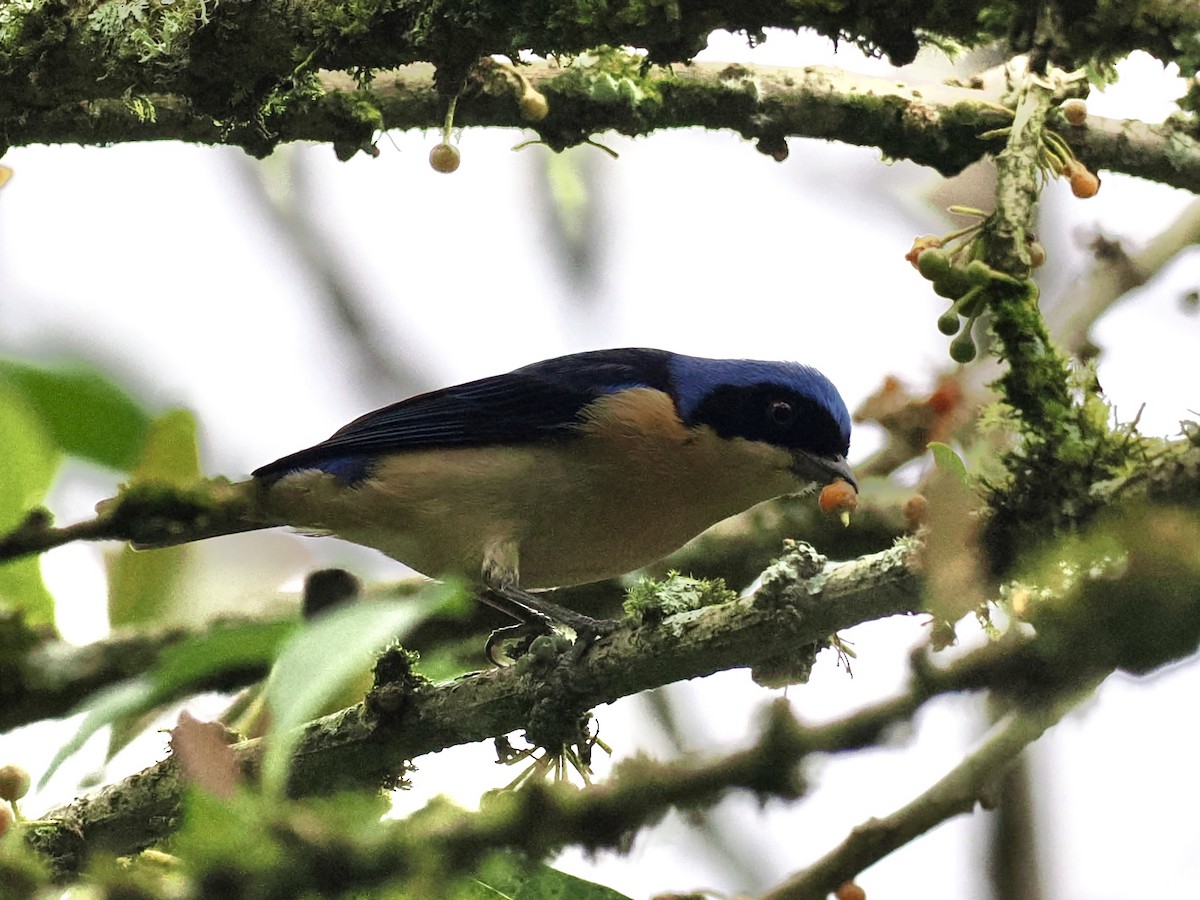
[{"xmin": 253, "ymin": 348, "xmax": 674, "ymax": 481}]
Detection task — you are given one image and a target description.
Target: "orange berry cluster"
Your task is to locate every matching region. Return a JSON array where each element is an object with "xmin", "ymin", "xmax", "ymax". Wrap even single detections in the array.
[{"xmin": 1043, "ymin": 101, "xmax": 1100, "ymax": 198}]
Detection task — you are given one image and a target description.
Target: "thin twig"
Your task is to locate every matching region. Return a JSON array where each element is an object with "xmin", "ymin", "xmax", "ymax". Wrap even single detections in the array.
[{"xmin": 757, "ymin": 676, "xmax": 1103, "ymax": 900}]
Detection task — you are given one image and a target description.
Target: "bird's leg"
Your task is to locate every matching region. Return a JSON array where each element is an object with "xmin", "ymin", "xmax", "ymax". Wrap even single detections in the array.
[
  {"xmin": 480, "ymin": 584, "xmax": 619, "ymax": 664},
  {"xmin": 478, "ymin": 589, "xmax": 556, "ymax": 665}
]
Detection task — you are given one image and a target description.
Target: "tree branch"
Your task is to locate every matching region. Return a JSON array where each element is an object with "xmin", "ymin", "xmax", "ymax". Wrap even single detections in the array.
[
  {"xmin": 5, "ymin": 61, "xmax": 1199, "ymax": 193},
  {"xmin": 758, "ymin": 676, "xmax": 1101, "ymax": 900},
  {"xmin": 26, "ymin": 541, "xmax": 924, "ymax": 872}
]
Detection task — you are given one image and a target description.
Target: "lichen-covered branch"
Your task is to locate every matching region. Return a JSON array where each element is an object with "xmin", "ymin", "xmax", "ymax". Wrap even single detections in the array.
[
  {"xmin": 0, "ymin": 612, "xmax": 279, "ymax": 734},
  {"xmin": 3, "ymin": 0, "xmax": 1200, "ymax": 121},
  {"xmin": 759, "ymin": 677, "xmax": 1100, "ymax": 900},
  {"xmin": 25, "ymin": 541, "xmax": 924, "ymax": 872},
  {"xmin": 975, "ymin": 66, "xmax": 1141, "ymax": 571},
  {"xmin": 5, "ymin": 60, "xmax": 1200, "ymax": 194},
  {"xmin": 13, "ymin": 687, "xmax": 1072, "ymax": 895}
]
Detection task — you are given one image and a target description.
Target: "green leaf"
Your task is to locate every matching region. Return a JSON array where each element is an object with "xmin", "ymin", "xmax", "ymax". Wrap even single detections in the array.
[
  {"xmin": 38, "ymin": 618, "xmax": 298, "ymax": 788},
  {"xmin": 262, "ymin": 586, "xmax": 458, "ymax": 796},
  {"xmin": 458, "ymin": 853, "xmax": 632, "ymax": 899},
  {"xmin": 0, "ymin": 359, "xmax": 152, "ymax": 471},
  {"xmin": 928, "ymin": 441, "xmax": 968, "ymax": 484},
  {"xmin": 0, "ymin": 382, "xmax": 61, "ymax": 626},
  {"xmin": 39, "ymin": 677, "xmax": 158, "ymax": 789},
  {"xmin": 156, "ymin": 619, "xmax": 298, "ymax": 686},
  {"xmin": 107, "ymin": 409, "xmax": 202, "ymax": 627}
]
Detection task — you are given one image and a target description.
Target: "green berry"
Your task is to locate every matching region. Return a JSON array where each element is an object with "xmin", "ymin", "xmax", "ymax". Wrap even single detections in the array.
[
  {"xmin": 519, "ymin": 89, "xmax": 549, "ymax": 122},
  {"xmin": 937, "ymin": 311, "xmax": 961, "ymax": 335},
  {"xmin": 917, "ymin": 249, "xmax": 951, "ymax": 281},
  {"xmin": 0, "ymin": 765, "xmax": 29, "ymax": 803},
  {"xmin": 949, "ymin": 329, "xmax": 978, "ymax": 363},
  {"xmin": 958, "ymin": 285, "xmax": 987, "ymax": 318},
  {"xmin": 965, "ymin": 259, "xmax": 994, "ymax": 286},
  {"xmin": 429, "ymin": 142, "xmax": 461, "ymax": 173},
  {"xmin": 932, "ymin": 267, "xmax": 970, "ymax": 299}
]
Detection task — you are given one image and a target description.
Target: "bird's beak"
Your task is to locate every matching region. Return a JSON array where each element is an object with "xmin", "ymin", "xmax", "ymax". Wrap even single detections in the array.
[{"xmin": 791, "ymin": 451, "xmax": 857, "ymax": 491}]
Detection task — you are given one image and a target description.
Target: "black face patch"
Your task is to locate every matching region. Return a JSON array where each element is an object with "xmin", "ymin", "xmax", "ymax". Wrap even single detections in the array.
[{"xmin": 688, "ymin": 384, "xmax": 849, "ymax": 459}]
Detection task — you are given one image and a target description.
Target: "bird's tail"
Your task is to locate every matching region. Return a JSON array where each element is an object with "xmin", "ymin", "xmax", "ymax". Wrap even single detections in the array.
[{"xmin": 96, "ymin": 478, "xmax": 283, "ymax": 550}]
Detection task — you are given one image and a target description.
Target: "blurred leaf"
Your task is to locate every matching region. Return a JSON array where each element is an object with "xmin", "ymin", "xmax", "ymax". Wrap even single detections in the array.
[
  {"xmin": 459, "ymin": 852, "xmax": 631, "ymax": 899},
  {"xmin": 0, "ymin": 359, "xmax": 152, "ymax": 471},
  {"xmin": 920, "ymin": 443, "xmax": 987, "ymax": 640},
  {"xmin": 262, "ymin": 586, "xmax": 459, "ymax": 796},
  {"xmin": 107, "ymin": 409, "xmax": 201, "ymax": 628},
  {"xmin": 39, "ymin": 618, "xmax": 297, "ymax": 787},
  {"xmin": 39, "ymin": 677, "xmax": 158, "ymax": 789},
  {"xmin": 156, "ymin": 618, "xmax": 297, "ymax": 685},
  {"xmin": 928, "ymin": 441, "xmax": 968, "ymax": 484},
  {"xmin": 0, "ymin": 382, "xmax": 61, "ymax": 626},
  {"xmin": 171, "ymin": 711, "xmax": 240, "ymax": 799}
]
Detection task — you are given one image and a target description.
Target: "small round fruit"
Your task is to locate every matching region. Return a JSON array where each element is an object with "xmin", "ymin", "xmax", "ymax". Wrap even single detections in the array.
[
  {"xmin": 1061, "ymin": 98, "xmax": 1087, "ymax": 126},
  {"xmin": 1028, "ymin": 241, "xmax": 1046, "ymax": 268},
  {"xmin": 819, "ymin": 479, "xmax": 859, "ymax": 525},
  {"xmin": 917, "ymin": 248, "xmax": 951, "ymax": 281},
  {"xmin": 949, "ymin": 330, "xmax": 978, "ymax": 363},
  {"xmin": 937, "ymin": 311, "xmax": 961, "ymax": 335},
  {"xmin": 0, "ymin": 765, "xmax": 30, "ymax": 803},
  {"xmin": 932, "ymin": 268, "xmax": 970, "ymax": 300},
  {"xmin": 519, "ymin": 89, "xmax": 549, "ymax": 122},
  {"xmin": 1062, "ymin": 158, "xmax": 1099, "ymax": 198},
  {"xmin": 1070, "ymin": 167, "xmax": 1100, "ymax": 198},
  {"xmin": 429, "ymin": 142, "xmax": 461, "ymax": 173},
  {"xmin": 964, "ymin": 259, "xmax": 994, "ymax": 286},
  {"xmin": 835, "ymin": 882, "xmax": 867, "ymax": 900}
]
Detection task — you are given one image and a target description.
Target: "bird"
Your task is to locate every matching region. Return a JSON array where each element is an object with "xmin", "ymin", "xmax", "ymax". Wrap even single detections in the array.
[{"xmin": 140, "ymin": 348, "xmax": 855, "ymax": 649}]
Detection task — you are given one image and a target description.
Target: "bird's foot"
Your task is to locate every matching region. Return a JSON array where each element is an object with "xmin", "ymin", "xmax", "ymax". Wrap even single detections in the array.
[{"xmin": 481, "ymin": 586, "xmax": 619, "ymax": 665}]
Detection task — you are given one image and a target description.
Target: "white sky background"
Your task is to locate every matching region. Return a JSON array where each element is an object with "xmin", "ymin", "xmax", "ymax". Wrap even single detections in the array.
[{"xmin": 0, "ymin": 29, "xmax": 1198, "ymax": 900}]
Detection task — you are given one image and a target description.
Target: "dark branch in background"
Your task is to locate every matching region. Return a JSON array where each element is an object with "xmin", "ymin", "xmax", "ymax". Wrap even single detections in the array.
[
  {"xmin": 758, "ymin": 678, "xmax": 1099, "ymax": 900},
  {"xmin": 5, "ymin": 62, "xmax": 1200, "ymax": 193},
  {"xmin": 230, "ymin": 154, "xmax": 437, "ymax": 407},
  {"xmin": 0, "ymin": 613, "xmax": 267, "ymax": 734}
]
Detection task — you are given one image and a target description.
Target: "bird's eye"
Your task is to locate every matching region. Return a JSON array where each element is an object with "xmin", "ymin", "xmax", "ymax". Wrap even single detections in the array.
[{"xmin": 766, "ymin": 399, "xmax": 795, "ymax": 427}]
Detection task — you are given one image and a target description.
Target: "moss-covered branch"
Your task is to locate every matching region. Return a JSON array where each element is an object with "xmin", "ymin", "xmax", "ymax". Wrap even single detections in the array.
[
  {"xmin": 760, "ymin": 676, "xmax": 1100, "ymax": 900},
  {"xmin": 23, "ymin": 541, "xmax": 921, "ymax": 872},
  {"xmin": 1, "ymin": 1, "xmax": 1200, "ymax": 179},
  {"xmin": 3, "ymin": 0, "xmax": 1199, "ymax": 113},
  {"xmin": 971, "ymin": 66, "xmax": 1143, "ymax": 571},
  {"xmin": 8, "ymin": 684, "xmax": 1077, "ymax": 894},
  {"xmin": 4, "ymin": 60, "xmax": 1200, "ymax": 193}
]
